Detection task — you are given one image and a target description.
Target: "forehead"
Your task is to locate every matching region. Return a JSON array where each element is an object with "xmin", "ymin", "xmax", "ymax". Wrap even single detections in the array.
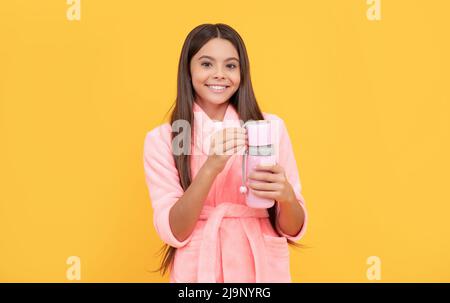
[{"xmin": 194, "ymin": 38, "xmax": 239, "ymax": 60}]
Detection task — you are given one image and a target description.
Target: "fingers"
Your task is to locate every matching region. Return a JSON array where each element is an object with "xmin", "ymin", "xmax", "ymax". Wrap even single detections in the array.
[
  {"xmin": 215, "ymin": 139, "xmax": 246, "ymax": 155},
  {"xmin": 248, "ymin": 181, "xmax": 282, "ymax": 191},
  {"xmin": 214, "ymin": 127, "xmax": 247, "ymax": 143},
  {"xmin": 223, "ymin": 138, "xmax": 246, "ymax": 153},
  {"xmin": 220, "ymin": 127, "xmax": 247, "ymax": 137},
  {"xmin": 210, "ymin": 136, "xmax": 247, "ymax": 155},
  {"xmin": 254, "ymin": 163, "xmax": 284, "ymax": 174},
  {"xmin": 248, "ymin": 171, "xmax": 283, "ymax": 183},
  {"xmin": 211, "ymin": 127, "xmax": 248, "ymax": 155},
  {"xmin": 250, "ymin": 190, "xmax": 278, "ymax": 200}
]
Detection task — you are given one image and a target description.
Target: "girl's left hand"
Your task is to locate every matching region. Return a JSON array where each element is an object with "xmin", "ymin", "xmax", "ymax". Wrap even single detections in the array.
[{"xmin": 247, "ymin": 164, "xmax": 296, "ymax": 204}]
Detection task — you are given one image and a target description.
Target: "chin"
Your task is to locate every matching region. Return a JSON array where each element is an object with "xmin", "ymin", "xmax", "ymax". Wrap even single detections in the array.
[
  {"xmin": 210, "ymin": 98, "xmax": 230, "ymax": 105},
  {"xmin": 200, "ymin": 94, "xmax": 231, "ymax": 105}
]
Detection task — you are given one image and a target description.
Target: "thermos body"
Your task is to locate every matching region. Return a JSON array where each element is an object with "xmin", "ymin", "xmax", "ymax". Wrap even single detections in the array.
[{"xmin": 240, "ymin": 120, "xmax": 276, "ymax": 209}]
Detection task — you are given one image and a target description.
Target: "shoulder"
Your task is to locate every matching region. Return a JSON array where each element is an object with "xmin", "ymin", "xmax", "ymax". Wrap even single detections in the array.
[
  {"xmin": 263, "ymin": 111, "xmax": 280, "ymax": 120},
  {"xmin": 262, "ymin": 112, "xmax": 287, "ymax": 129},
  {"xmin": 262, "ymin": 112, "xmax": 293, "ymax": 143},
  {"xmin": 144, "ymin": 122, "xmax": 172, "ymax": 148}
]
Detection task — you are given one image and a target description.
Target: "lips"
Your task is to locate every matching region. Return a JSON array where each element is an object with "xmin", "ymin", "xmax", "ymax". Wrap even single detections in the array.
[{"xmin": 205, "ymin": 84, "xmax": 230, "ymax": 93}]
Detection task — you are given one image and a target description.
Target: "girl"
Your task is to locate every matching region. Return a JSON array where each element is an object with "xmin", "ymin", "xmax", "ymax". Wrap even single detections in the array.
[{"xmin": 143, "ymin": 23, "xmax": 308, "ymax": 283}]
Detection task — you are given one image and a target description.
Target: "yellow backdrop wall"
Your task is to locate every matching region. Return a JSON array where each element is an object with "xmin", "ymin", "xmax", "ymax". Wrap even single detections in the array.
[{"xmin": 1, "ymin": 0, "xmax": 449, "ymax": 282}]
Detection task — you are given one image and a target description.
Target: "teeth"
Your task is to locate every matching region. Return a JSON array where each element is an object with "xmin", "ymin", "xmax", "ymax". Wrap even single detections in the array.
[{"xmin": 208, "ymin": 85, "xmax": 227, "ymax": 90}]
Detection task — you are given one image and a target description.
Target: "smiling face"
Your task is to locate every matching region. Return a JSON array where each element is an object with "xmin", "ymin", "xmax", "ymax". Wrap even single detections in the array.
[{"xmin": 190, "ymin": 38, "xmax": 241, "ymax": 109}]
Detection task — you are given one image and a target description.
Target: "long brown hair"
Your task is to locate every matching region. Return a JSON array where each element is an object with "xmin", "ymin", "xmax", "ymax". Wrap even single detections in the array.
[{"xmin": 153, "ymin": 23, "xmax": 304, "ymax": 277}]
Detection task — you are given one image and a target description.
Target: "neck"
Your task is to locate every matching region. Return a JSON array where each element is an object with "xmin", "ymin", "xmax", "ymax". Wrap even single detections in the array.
[{"xmin": 195, "ymin": 99, "xmax": 229, "ymax": 121}]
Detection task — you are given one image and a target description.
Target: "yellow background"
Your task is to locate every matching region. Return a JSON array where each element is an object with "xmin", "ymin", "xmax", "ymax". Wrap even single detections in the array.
[{"xmin": 1, "ymin": 0, "xmax": 449, "ymax": 282}]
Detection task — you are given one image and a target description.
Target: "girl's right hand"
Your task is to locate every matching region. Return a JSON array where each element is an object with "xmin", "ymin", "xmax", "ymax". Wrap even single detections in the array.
[{"xmin": 205, "ymin": 127, "xmax": 247, "ymax": 174}]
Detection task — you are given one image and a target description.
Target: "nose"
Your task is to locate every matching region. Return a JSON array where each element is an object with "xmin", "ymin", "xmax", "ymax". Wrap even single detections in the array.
[{"xmin": 213, "ymin": 66, "xmax": 226, "ymax": 79}]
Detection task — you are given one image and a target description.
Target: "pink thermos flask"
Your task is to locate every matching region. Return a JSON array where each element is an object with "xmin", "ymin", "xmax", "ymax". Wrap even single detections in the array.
[{"xmin": 239, "ymin": 120, "xmax": 276, "ymax": 208}]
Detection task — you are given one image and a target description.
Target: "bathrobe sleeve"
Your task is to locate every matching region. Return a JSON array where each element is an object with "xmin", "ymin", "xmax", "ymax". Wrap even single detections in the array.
[
  {"xmin": 273, "ymin": 116, "xmax": 308, "ymax": 242},
  {"xmin": 143, "ymin": 124, "xmax": 193, "ymax": 248}
]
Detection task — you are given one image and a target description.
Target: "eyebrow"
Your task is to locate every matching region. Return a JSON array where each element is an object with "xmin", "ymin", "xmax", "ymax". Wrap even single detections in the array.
[{"xmin": 198, "ymin": 55, "xmax": 240, "ymax": 63}]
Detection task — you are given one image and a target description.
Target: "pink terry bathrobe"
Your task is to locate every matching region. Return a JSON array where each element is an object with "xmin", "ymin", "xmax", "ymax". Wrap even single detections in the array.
[{"xmin": 143, "ymin": 102, "xmax": 308, "ymax": 283}]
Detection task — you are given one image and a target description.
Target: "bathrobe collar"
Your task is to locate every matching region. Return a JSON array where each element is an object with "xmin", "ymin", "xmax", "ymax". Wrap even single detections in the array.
[{"xmin": 193, "ymin": 100, "xmax": 240, "ymax": 123}]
